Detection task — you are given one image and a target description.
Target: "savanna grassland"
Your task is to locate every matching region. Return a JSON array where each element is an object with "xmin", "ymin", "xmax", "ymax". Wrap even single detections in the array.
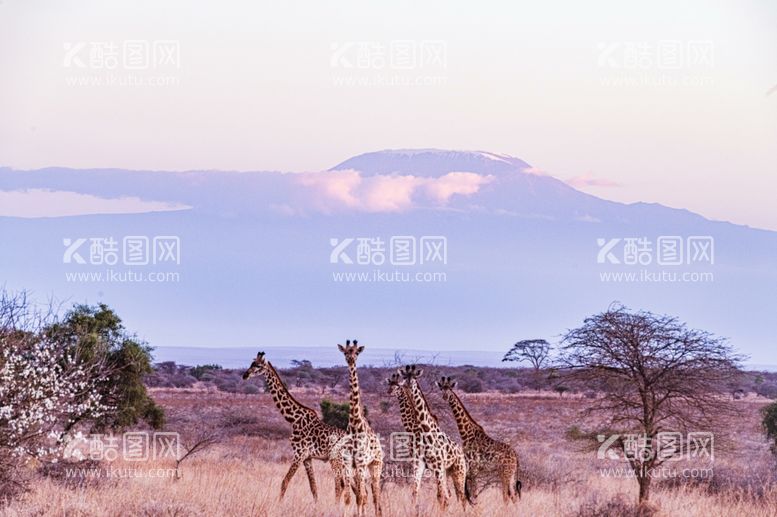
[{"xmin": 3, "ymin": 365, "xmax": 777, "ymax": 517}]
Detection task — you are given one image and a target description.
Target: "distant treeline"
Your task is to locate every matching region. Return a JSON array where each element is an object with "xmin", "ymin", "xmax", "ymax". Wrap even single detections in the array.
[{"xmin": 147, "ymin": 360, "xmax": 777, "ymax": 399}]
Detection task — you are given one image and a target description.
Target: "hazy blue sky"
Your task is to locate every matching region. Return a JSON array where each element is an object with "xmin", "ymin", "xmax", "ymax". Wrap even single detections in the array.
[{"xmin": 1, "ymin": 0, "xmax": 775, "ymax": 229}]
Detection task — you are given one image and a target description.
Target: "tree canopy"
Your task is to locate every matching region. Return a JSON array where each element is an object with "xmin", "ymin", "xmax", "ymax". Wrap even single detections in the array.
[
  {"xmin": 502, "ymin": 339, "xmax": 551, "ymax": 371},
  {"xmin": 558, "ymin": 303, "xmax": 743, "ymax": 503},
  {"xmin": 46, "ymin": 303, "xmax": 164, "ymax": 430}
]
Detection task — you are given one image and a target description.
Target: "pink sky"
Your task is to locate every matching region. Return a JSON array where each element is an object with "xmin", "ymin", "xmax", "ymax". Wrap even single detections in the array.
[{"xmin": 0, "ymin": 0, "xmax": 775, "ymax": 229}]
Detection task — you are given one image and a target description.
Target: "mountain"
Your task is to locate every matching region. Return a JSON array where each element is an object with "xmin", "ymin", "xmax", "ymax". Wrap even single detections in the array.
[
  {"xmin": 0, "ymin": 150, "xmax": 724, "ymax": 224},
  {"xmin": 1, "ymin": 150, "xmax": 775, "ymax": 364},
  {"xmin": 331, "ymin": 149, "xmax": 532, "ymax": 177}
]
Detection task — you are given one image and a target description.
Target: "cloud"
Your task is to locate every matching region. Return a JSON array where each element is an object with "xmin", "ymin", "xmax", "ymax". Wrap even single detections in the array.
[
  {"xmin": 296, "ymin": 170, "xmax": 364, "ymax": 210},
  {"xmin": 361, "ymin": 174, "xmax": 424, "ymax": 211},
  {"xmin": 0, "ymin": 189, "xmax": 191, "ymax": 218},
  {"xmin": 566, "ymin": 172, "xmax": 621, "ymax": 189},
  {"xmin": 424, "ymin": 172, "xmax": 493, "ymax": 203},
  {"xmin": 295, "ymin": 170, "xmax": 493, "ymax": 213}
]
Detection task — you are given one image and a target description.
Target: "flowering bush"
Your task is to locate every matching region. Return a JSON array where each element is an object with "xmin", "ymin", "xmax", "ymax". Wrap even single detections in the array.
[
  {"xmin": 0, "ymin": 293, "xmax": 109, "ymax": 497},
  {"xmin": 0, "ymin": 338, "xmax": 108, "ymax": 459}
]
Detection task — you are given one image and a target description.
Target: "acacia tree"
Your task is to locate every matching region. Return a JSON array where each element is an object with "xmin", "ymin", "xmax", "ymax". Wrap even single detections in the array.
[
  {"xmin": 503, "ymin": 339, "xmax": 551, "ymax": 390},
  {"xmin": 558, "ymin": 304, "xmax": 742, "ymax": 504},
  {"xmin": 503, "ymin": 339, "xmax": 551, "ymax": 371}
]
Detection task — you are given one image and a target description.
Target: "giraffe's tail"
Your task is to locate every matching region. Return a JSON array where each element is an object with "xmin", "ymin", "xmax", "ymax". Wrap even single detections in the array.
[{"xmin": 515, "ymin": 461, "xmax": 522, "ymax": 500}]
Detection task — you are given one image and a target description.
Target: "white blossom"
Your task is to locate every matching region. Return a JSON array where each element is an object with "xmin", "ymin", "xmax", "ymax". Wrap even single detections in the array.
[{"xmin": 1, "ymin": 337, "xmax": 109, "ymax": 461}]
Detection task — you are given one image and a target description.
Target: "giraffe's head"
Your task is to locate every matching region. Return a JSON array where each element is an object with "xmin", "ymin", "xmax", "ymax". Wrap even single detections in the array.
[
  {"xmin": 399, "ymin": 364, "xmax": 423, "ymax": 383},
  {"xmin": 386, "ymin": 372, "xmax": 404, "ymax": 397},
  {"xmin": 337, "ymin": 339, "xmax": 364, "ymax": 366},
  {"xmin": 242, "ymin": 351, "xmax": 269, "ymax": 380},
  {"xmin": 436, "ymin": 375, "xmax": 457, "ymax": 402}
]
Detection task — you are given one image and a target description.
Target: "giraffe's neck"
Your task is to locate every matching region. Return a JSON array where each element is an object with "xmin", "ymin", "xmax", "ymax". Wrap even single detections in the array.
[
  {"xmin": 347, "ymin": 362, "xmax": 369, "ymax": 433},
  {"xmin": 406, "ymin": 379, "xmax": 440, "ymax": 432},
  {"xmin": 444, "ymin": 390, "xmax": 483, "ymax": 442},
  {"xmin": 395, "ymin": 387, "xmax": 418, "ymax": 433},
  {"xmin": 263, "ymin": 362, "xmax": 313, "ymax": 424}
]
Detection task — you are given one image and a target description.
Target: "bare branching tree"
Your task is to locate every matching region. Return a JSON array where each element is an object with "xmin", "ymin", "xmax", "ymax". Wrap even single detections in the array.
[
  {"xmin": 323, "ymin": 369, "xmax": 346, "ymax": 395},
  {"xmin": 174, "ymin": 429, "xmax": 220, "ymax": 480},
  {"xmin": 502, "ymin": 339, "xmax": 551, "ymax": 371},
  {"xmin": 558, "ymin": 303, "xmax": 743, "ymax": 504}
]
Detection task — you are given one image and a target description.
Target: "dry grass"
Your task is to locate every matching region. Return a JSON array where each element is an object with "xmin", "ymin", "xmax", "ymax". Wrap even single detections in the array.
[{"xmin": 3, "ymin": 389, "xmax": 776, "ymax": 517}]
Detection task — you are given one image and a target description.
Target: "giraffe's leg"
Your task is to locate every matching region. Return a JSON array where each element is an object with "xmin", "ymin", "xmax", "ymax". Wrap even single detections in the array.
[
  {"xmin": 342, "ymin": 461, "xmax": 353, "ymax": 507},
  {"xmin": 352, "ymin": 465, "xmax": 367, "ymax": 517},
  {"xmin": 509, "ymin": 468, "xmax": 520, "ymax": 504},
  {"xmin": 368, "ymin": 459, "xmax": 383, "ymax": 517},
  {"xmin": 360, "ymin": 467, "xmax": 371, "ymax": 517},
  {"xmin": 449, "ymin": 460, "xmax": 467, "ymax": 509},
  {"xmin": 465, "ymin": 470, "xmax": 478, "ymax": 505},
  {"xmin": 500, "ymin": 468, "xmax": 513, "ymax": 504},
  {"xmin": 348, "ymin": 460, "xmax": 359, "ymax": 507},
  {"xmin": 512, "ymin": 461, "xmax": 522, "ymax": 503},
  {"xmin": 411, "ymin": 458, "xmax": 424, "ymax": 512},
  {"xmin": 351, "ymin": 473, "xmax": 361, "ymax": 514},
  {"xmin": 434, "ymin": 467, "xmax": 449, "ymax": 510},
  {"xmin": 332, "ymin": 437, "xmax": 354, "ymax": 507},
  {"xmin": 280, "ymin": 458, "xmax": 302, "ymax": 500},
  {"xmin": 332, "ymin": 457, "xmax": 352, "ymax": 506},
  {"xmin": 303, "ymin": 458, "xmax": 318, "ymax": 501},
  {"xmin": 330, "ymin": 459, "xmax": 342, "ymax": 504}
]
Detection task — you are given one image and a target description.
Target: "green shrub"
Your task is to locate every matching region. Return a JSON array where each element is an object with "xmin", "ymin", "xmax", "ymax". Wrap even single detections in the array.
[
  {"xmin": 191, "ymin": 364, "xmax": 222, "ymax": 380},
  {"xmin": 45, "ymin": 303, "xmax": 165, "ymax": 430},
  {"xmin": 143, "ymin": 403, "xmax": 166, "ymax": 429},
  {"xmin": 320, "ymin": 399, "xmax": 367, "ymax": 430}
]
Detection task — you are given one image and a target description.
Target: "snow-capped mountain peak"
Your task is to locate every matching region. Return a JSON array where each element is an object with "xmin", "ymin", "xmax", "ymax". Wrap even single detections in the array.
[{"xmin": 329, "ymin": 148, "xmax": 531, "ymax": 177}]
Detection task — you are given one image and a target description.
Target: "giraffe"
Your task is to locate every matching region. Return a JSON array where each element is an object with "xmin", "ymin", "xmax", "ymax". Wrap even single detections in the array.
[
  {"xmin": 398, "ymin": 365, "xmax": 469, "ymax": 510},
  {"xmin": 386, "ymin": 372, "xmax": 417, "ymax": 434},
  {"xmin": 242, "ymin": 351, "xmax": 350, "ymax": 504},
  {"xmin": 436, "ymin": 375, "xmax": 522, "ymax": 504},
  {"xmin": 386, "ymin": 372, "xmax": 445, "ymax": 509},
  {"xmin": 338, "ymin": 340, "xmax": 383, "ymax": 517}
]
